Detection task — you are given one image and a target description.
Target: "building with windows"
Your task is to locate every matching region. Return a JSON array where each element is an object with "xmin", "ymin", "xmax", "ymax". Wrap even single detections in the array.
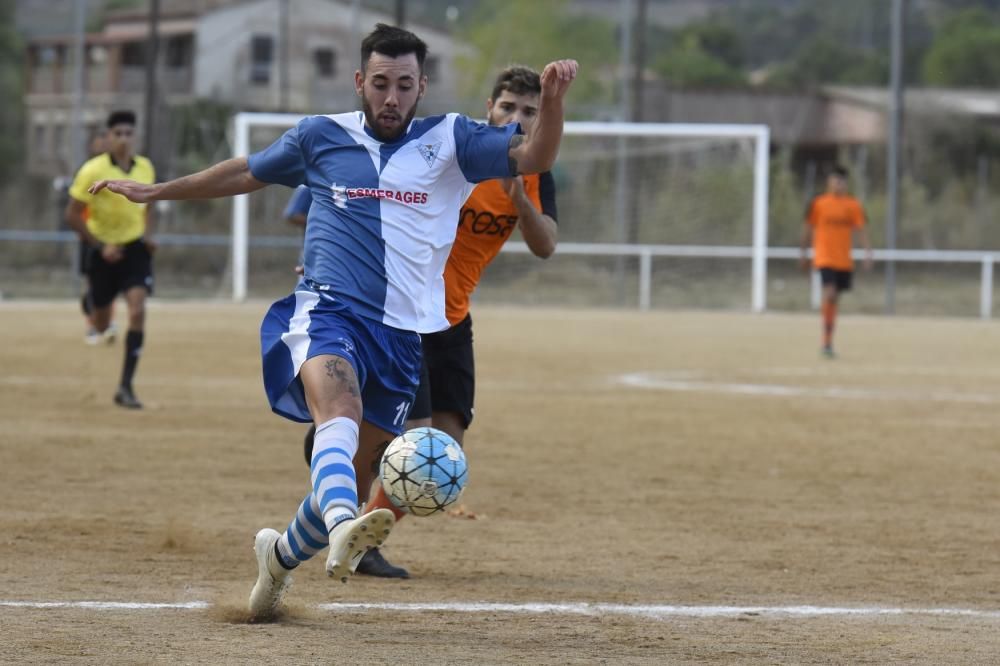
[{"xmin": 23, "ymin": 0, "xmax": 471, "ymax": 177}]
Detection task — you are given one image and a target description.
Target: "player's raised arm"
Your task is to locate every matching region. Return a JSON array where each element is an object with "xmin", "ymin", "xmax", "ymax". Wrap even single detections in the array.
[
  {"xmin": 88, "ymin": 157, "xmax": 267, "ymax": 203},
  {"xmin": 507, "ymin": 59, "xmax": 578, "ymax": 175}
]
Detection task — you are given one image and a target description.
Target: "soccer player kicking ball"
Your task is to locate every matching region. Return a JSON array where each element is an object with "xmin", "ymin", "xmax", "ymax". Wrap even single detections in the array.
[
  {"xmin": 800, "ymin": 165, "xmax": 873, "ymax": 358},
  {"xmin": 303, "ymin": 65, "xmax": 560, "ymax": 579},
  {"xmin": 66, "ymin": 110, "xmax": 157, "ymax": 408},
  {"xmin": 299, "ymin": 65, "xmax": 558, "ymax": 577},
  {"xmin": 89, "ymin": 23, "xmax": 577, "ymax": 621}
]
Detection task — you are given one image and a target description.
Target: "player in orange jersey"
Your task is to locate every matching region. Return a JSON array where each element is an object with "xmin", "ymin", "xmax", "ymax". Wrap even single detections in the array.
[
  {"xmin": 800, "ymin": 165, "xmax": 873, "ymax": 358},
  {"xmin": 303, "ymin": 65, "xmax": 559, "ymax": 578}
]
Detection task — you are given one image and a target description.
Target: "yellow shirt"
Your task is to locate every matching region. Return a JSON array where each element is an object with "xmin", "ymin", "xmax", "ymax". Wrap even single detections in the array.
[{"xmin": 69, "ymin": 153, "xmax": 155, "ymax": 244}]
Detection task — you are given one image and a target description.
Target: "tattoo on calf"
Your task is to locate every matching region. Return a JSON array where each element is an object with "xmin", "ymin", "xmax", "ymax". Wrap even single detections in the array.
[
  {"xmin": 326, "ymin": 357, "xmax": 360, "ymax": 397},
  {"xmin": 507, "ymin": 134, "xmax": 524, "ymax": 175}
]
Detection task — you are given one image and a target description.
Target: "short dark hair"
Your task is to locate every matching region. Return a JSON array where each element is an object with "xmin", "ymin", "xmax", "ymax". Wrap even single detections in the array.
[
  {"xmin": 831, "ymin": 164, "xmax": 849, "ymax": 179},
  {"xmin": 106, "ymin": 110, "xmax": 136, "ymax": 128},
  {"xmin": 361, "ymin": 23, "xmax": 428, "ymax": 71},
  {"xmin": 490, "ymin": 65, "xmax": 541, "ymax": 102}
]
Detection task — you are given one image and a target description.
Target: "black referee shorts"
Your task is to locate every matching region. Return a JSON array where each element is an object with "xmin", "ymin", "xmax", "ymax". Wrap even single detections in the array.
[
  {"xmin": 87, "ymin": 239, "xmax": 154, "ymax": 308},
  {"xmin": 408, "ymin": 314, "xmax": 475, "ymax": 428}
]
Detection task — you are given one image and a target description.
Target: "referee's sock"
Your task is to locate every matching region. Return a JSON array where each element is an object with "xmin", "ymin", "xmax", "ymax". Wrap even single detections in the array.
[{"xmin": 120, "ymin": 329, "xmax": 143, "ymax": 389}]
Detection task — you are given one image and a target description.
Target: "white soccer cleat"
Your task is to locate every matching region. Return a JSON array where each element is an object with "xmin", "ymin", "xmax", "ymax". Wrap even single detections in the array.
[
  {"xmin": 325, "ymin": 509, "xmax": 395, "ymax": 584},
  {"xmin": 102, "ymin": 323, "xmax": 118, "ymax": 345},
  {"xmin": 248, "ymin": 528, "xmax": 292, "ymax": 621},
  {"xmin": 84, "ymin": 328, "xmax": 101, "ymax": 345}
]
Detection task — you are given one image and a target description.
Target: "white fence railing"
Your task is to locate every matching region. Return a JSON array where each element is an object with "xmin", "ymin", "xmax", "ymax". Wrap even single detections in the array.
[
  {"xmin": 1, "ymin": 231, "xmax": 996, "ymax": 318},
  {"xmin": 500, "ymin": 241, "xmax": 999, "ymax": 319}
]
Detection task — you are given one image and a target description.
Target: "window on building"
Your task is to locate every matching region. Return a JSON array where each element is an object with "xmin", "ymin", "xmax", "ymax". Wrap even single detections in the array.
[
  {"xmin": 38, "ymin": 46, "xmax": 57, "ymax": 66},
  {"xmin": 165, "ymin": 35, "xmax": 193, "ymax": 69},
  {"xmin": 423, "ymin": 56, "xmax": 440, "ymax": 80},
  {"xmin": 250, "ymin": 35, "xmax": 273, "ymax": 85},
  {"xmin": 34, "ymin": 124, "xmax": 47, "ymax": 157},
  {"xmin": 52, "ymin": 124, "xmax": 65, "ymax": 157},
  {"xmin": 121, "ymin": 42, "xmax": 145, "ymax": 67},
  {"xmin": 314, "ymin": 48, "xmax": 336, "ymax": 78}
]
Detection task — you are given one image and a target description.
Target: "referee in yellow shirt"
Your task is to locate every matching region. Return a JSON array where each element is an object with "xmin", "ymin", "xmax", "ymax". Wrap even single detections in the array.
[{"xmin": 65, "ymin": 110, "xmax": 156, "ymax": 409}]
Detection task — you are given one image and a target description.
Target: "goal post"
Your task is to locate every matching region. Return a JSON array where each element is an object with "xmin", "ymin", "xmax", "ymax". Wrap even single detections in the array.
[{"xmin": 230, "ymin": 112, "xmax": 771, "ymax": 310}]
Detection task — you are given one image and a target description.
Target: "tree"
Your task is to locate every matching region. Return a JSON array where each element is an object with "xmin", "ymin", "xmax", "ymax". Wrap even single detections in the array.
[
  {"xmin": 457, "ymin": 0, "xmax": 617, "ymax": 115},
  {"xmin": 653, "ymin": 21, "xmax": 746, "ymax": 87},
  {"xmin": 922, "ymin": 8, "xmax": 1000, "ymax": 87},
  {"xmin": 765, "ymin": 36, "xmax": 888, "ymax": 89},
  {"xmin": 0, "ymin": 3, "xmax": 23, "ymax": 184}
]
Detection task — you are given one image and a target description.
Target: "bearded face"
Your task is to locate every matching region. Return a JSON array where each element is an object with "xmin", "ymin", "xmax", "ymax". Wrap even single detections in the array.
[{"xmin": 356, "ymin": 52, "xmax": 426, "ymax": 142}]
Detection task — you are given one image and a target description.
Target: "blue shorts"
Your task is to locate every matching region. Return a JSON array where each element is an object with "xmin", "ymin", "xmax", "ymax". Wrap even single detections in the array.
[{"xmin": 260, "ymin": 284, "xmax": 423, "ymax": 435}]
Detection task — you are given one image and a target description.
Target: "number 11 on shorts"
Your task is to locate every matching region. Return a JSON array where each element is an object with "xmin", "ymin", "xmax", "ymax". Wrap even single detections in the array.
[{"xmin": 394, "ymin": 401, "xmax": 411, "ymax": 426}]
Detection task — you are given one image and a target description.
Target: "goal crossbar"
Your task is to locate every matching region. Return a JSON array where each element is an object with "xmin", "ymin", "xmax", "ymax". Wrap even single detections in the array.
[{"xmin": 230, "ymin": 113, "xmax": 771, "ymax": 310}]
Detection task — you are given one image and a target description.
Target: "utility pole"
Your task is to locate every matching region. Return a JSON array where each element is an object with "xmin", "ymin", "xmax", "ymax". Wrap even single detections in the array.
[
  {"xmin": 142, "ymin": 0, "xmax": 161, "ymax": 158},
  {"xmin": 631, "ymin": 0, "xmax": 647, "ymax": 123},
  {"xmin": 395, "ymin": 0, "xmax": 405, "ymax": 27},
  {"xmin": 613, "ymin": 0, "xmax": 633, "ymax": 300},
  {"xmin": 69, "ymin": 0, "xmax": 87, "ymax": 173},
  {"xmin": 625, "ymin": 0, "xmax": 647, "ymax": 245},
  {"xmin": 279, "ymin": 0, "xmax": 290, "ymax": 111},
  {"xmin": 885, "ymin": 0, "xmax": 905, "ymax": 314}
]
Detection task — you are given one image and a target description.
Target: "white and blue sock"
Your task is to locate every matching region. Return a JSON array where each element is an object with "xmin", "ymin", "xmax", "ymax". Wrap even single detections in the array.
[
  {"xmin": 310, "ymin": 417, "xmax": 360, "ymax": 532},
  {"xmin": 276, "ymin": 493, "xmax": 327, "ymax": 568},
  {"xmin": 273, "ymin": 417, "xmax": 360, "ymax": 569}
]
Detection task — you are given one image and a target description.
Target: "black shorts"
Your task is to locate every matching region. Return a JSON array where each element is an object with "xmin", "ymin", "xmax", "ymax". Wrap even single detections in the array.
[
  {"xmin": 87, "ymin": 239, "xmax": 154, "ymax": 308},
  {"xmin": 408, "ymin": 314, "xmax": 475, "ymax": 428},
  {"xmin": 78, "ymin": 240, "xmax": 90, "ymax": 277},
  {"xmin": 819, "ymin": 267, "xmax": 853, "ymax": 292}
]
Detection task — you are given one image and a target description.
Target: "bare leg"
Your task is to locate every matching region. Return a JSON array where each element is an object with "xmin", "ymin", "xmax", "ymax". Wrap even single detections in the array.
[{"xmin": 431, "ymin": 410, "xmax": 467, "ymax": 447}]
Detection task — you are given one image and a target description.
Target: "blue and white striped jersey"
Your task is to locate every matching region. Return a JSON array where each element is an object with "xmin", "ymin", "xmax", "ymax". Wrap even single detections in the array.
[{"xmin": 249, "ymin": 111, "xmax": 518, "ymax": 333}]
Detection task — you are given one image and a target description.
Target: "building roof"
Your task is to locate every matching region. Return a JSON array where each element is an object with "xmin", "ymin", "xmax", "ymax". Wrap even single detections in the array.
[{"xmin": 823, "ymin": 86, "xmax": 1000, "ymax": 119}]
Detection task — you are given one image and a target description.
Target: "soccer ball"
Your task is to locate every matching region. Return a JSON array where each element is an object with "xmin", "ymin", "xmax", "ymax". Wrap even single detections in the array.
[{"xmin": 380, "ymin": 427, "xmax": 468, "ymax": 517}]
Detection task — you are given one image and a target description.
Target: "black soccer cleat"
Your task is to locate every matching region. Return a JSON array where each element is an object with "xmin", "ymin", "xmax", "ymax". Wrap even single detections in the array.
[
  {"xmin": 113, "ymin": 385, "xmax": 143, "ymax": 409},
  {"xmin": 355, "ymin": 547, "xmax": 410, "ymax": 579}
]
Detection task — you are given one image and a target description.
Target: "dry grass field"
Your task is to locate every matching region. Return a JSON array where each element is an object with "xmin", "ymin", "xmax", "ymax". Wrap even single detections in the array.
[{"xmin": 1, "ymin": 301, "xmax": 999, "ymax": 664}]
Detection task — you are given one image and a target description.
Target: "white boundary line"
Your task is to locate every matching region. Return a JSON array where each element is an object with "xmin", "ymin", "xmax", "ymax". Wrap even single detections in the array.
[
  {"xmin": 616, "ymin": 372, "xmax": 1000, "ymax": 405},
  {"xmin": 2, "ymin": 600, "xmax": 1000, "ymax": 619},
  {"xmin": 0, "ymin": 601, "xmax": 208, "ymax": 610}
]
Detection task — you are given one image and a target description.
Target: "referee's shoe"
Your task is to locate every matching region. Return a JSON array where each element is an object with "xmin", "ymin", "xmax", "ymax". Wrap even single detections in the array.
[
  {"xmin": 356, "ymin": 547, "xmax": 410, "ymax": 579},
  {"xmin": 114, "ymin": 385, "xmax": 142, "ymax": 409}
]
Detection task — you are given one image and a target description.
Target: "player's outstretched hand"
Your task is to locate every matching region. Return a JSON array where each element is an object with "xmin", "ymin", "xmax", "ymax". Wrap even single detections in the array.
[
  {"xmin": 540, "ymin": 59, "xmax": 578, "ymax": 100},
  {"xmin": 88, "ymin": 179, "xmax": 159, "ymax": 204}
]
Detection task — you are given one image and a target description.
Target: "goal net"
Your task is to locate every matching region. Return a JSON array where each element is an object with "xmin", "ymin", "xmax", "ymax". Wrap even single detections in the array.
[{"xmin": 229, "ymin": 113, "xmax": 771, "ymax": 310}]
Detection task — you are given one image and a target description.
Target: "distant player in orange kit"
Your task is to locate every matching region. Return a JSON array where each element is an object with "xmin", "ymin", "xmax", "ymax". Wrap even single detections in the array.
[{"xmin": 800, "ymin": 165, "xmax": 873, "ymax": 358}]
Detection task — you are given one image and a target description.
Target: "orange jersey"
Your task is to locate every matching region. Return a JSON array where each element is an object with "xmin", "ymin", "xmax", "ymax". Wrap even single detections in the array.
[
  {"xmin": 806, "ymin": 193, "xmax": 866, "ymax": 270},
  {"xmin": 443, "ymin": 172, "xmax": 556, "ymax": 325}
]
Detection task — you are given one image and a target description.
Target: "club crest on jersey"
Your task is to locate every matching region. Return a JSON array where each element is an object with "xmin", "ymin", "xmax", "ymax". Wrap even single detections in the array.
[
  {"xmin": 416, "ymin": 141, "xmax": 442, "ymax": 168},
  {"xmin": 330, "ymin": 183, "xmax": 348, "ymax": 209}
]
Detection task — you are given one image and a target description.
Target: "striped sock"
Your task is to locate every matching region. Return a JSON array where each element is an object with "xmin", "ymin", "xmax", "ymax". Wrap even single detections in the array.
[
  {"xmin": 310, "ymin": 417, "xmax": 360, "ymax": 533},
  {"xmin": 276, "ymin": 493, "xmax": 327, "ymax": 568}
]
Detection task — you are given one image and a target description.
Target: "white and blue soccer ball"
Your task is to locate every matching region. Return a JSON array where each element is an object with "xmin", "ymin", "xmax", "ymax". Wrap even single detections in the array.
[{"xmin": 380, "ymin": 427, "xmax": 468, "ymax": 517}]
